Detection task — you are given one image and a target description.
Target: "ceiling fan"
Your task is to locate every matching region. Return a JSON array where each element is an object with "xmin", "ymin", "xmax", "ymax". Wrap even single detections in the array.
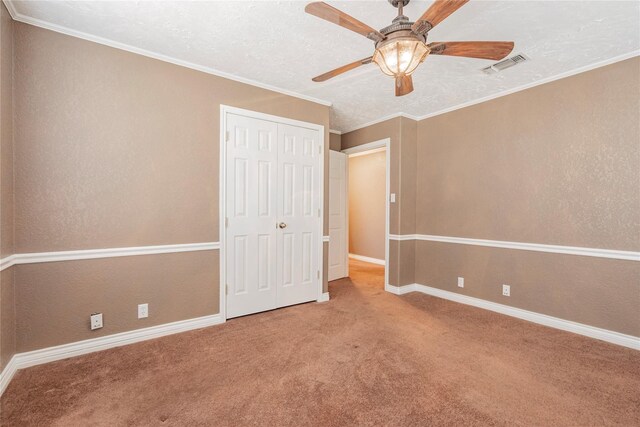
[{"xmin": 305, "ymin": 0, "xmax": 514, "ymax": 96}]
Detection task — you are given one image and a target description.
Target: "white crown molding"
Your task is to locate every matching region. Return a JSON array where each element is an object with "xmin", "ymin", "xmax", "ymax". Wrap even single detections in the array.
[
  {"xmin": 341, "ymin": 50, "xmax": 640, "ymax": 134},
  {"xmin": 349, "ymin": 253, "xmax": 385, "ymax": 266},
  {"xmin": 0, "ymin": 313, "xmax": 224, "ymax": 396},
  {"xmin": 2, "ymin": 1, "xmax": 332, "ymax": 108},
  {"xmin": 385, "ymin": 283, "xmax": 640, "ymax": 350},
  {"xmin": 0, "ymin": 242, "xmax": 220, "ymax": 271},
  {"xmin": 388, "ymin": 234, "xmax": 640, "ymax": 261},
  {"xmin": 329, "ymin": 129, "xmax": 342, "ymax": 135}
]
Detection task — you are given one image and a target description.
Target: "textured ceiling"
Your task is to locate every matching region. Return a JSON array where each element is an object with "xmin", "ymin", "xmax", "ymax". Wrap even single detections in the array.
[{"xmin": 8, "ymin": 1, "xmax": 640, "ymax": 132}]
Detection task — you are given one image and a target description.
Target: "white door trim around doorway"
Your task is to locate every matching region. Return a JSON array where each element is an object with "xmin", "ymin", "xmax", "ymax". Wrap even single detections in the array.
[
  {"xmin": 341, "ymin": 138, "xmax": 391, "ymax": 288},
  {"xmin": 219, "ymin": 105, "xmax": 325, "ymax": 321}
]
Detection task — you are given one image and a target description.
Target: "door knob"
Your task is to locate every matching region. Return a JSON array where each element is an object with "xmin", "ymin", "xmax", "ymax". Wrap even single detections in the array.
[{"xmin": 278, "ymin": 222, "xmax": 287, "ymax": 229}]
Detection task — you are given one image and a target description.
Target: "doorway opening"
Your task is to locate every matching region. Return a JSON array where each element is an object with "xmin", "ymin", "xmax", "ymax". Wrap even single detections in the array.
[{"xmin": 328, "ymin": 138, "xmax": 390, "ymax": 287}]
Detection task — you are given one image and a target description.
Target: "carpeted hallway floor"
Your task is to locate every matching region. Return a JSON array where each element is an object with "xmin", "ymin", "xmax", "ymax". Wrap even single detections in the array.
[{"xmin": 1, "ymin": 259, "xmax": 639, "ymax": 426}]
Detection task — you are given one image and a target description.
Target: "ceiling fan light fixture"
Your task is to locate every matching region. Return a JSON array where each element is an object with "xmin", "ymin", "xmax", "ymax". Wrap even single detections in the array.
[{"xmin": 372, "ymin": 37, "xmax": 430, "ymax": 77}]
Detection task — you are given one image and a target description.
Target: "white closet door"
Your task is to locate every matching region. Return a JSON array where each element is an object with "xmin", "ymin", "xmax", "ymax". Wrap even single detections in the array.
[
  {"xmin": 276, "ymin": 123, "xmax": 321, "ymax": 307},
  {"xmin": 226, "ymin": 114, "xmax": 278, "ymax": 318},
  {"xmin": 328, "ymin": 150, "xmax": 348, "ymax": 281}
]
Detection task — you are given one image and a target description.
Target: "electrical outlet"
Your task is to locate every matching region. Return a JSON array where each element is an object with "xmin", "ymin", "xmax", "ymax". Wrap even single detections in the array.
[
  {"xmin": 457, "ymin": 277, "xmax": 464, "ymax": 288},
  {"xmin": 502, "ymin": 284, "xmax": 510, "ymax": 297},
  {"xmin": 138, "ymin": 303, "xmax": 149, "ymax": 319},
  {"xmin": 90, "ymin": 313, "xmax": 103, "ymax": 330}
]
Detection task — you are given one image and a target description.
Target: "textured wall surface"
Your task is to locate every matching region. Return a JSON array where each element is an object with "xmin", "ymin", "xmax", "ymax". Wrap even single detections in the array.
[
  {"xmin": 10, "ymin": 22, "xmax": 331, "ymax": 352},
  {"xmin": 342, "ymin": 118, "xmax": 401, "ymax": 234},
  {"xmin": 0, "ymin": 268, "xmax": 14, "ymax": 370},
  {"xmin": 341, "ymin": 57, "xmax": 639, "ymax": 335},
  {"xmin": 348, "ymin": 150, "xmax": 386, "ymax": 260},
  {"xmin": 416, "ymin": 57, "xmax": 640, "ymax": 251},
  {"xmin": 0, "ymin": 2, "xmax": 15, "ymax": 371},
  {"xmin": 413, "ymin": 57, "xmax": 640, "ymax": 334},
  {"xmin": 414, "ymin": 241, "xmax": 640, "ymax": 336},
  {"xmin": 0, "ymin": 3, "xmax": 12, "ymax": 259},
  {"xmin": 15, "ymin": 252, "xmax": 219, "ymax": 351},
  {"xmin": 341, "ymin": 117, "xmax": 418, "ymax": 286},
  {"xmin": 13, "ymin": 23, "xmax": 330, "ymax": 253},
  {"xmin": 329, "ymin": 133, "xmax": 341, "ymax": 151}
]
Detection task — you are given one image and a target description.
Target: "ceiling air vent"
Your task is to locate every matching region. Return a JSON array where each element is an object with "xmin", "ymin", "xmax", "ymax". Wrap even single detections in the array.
[{"xmin": 482, "ymin": 54, "xmax": 529, "ymax": 75}]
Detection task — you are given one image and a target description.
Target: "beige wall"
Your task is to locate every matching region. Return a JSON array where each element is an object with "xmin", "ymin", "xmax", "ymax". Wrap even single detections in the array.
[
  {"xmin": 348, "ymin": 151, "xmax": 386, "ymax": 260},
  {"xmin": 414, "ymin": 57, "xmax": 640, "ymax": 335},
  {"xmin": 342, "ymin": 117, "xmax": 417, "ymax": 286},
  {"xmin": 13, "ymin": 22, "xmax": 330, "ymax": 253},
  {"xmin": 416, "ymin": 57, "xmax": 640, "ymax": 251},
  {"xmin": 15, "ymin": 252, "xmax": 219, "ymax": 352},
  {"xmin": 342, "ymin": 57, "xmax": 639, "ymax": 335},
  {"xmin": 4, "ymin": 22, "xmax": 331, "ymax": 352},
  {"xmin": 0, "ymin": 2, "xmax": 15, "ymax": 371},
  {"xmin": 329, "ymin": 132, "xmax": 341, "ymax": 151},
  {"xmin": 414, "ymin": 241, "xmax": 639, "ymax": 336}
]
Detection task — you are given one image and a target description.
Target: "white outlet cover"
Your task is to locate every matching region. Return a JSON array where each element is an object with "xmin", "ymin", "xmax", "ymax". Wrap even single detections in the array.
[
  {"xmin": 457, "ymin": 277, "xmax": 464, "ymax": 288},
  {"xmin": 138, "ymin": 303, "xmax": 149, "ymax": 319},
  {"xmin": 502, "ymin": 284, "xmax": 511, "ymax": 297},
  {"xmin": 90, "ymin": 313, "xmax": 103, "ymax": 330},
  {"xmin": 390, "ymin": 193, "xmax": 396, "ymax": 203}
]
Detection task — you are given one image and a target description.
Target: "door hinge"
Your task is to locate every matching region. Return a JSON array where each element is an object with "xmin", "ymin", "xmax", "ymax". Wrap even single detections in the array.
[
  {"xmin": 317, "ymin": 270, "xmax": 320, "ymax": 280},
  {"xmin": 225, "ymin": 130, "xmax": 230, "ymax": 142},
  {"xmin": 226, "ymin": 284, "xmax": 229, "ymax": 295},
  {"xmin": 318, "ymin": 209, "xmax": 321, "ymax": 218},
  {"xmin": 225, "ymin": 217, "xmax": 229, "ymax": 228},
  {"xmin": 318, "ymin": 144, "xmax": 322, "ymax": 154}
]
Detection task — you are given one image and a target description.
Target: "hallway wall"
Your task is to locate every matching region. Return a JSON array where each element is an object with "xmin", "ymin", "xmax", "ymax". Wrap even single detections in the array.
[{"xmin": 348, "ymin": 150, "xmax": 386, "ymax": 261}]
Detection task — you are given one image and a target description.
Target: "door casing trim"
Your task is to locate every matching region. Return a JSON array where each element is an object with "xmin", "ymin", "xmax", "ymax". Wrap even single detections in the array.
[
  {"xmin": 342, "ymin": 138, "xmax": 391, "ymax": 288},
  {"xmin": 219, "ymin": 105, "xmax": 326, "ymax": 321}
]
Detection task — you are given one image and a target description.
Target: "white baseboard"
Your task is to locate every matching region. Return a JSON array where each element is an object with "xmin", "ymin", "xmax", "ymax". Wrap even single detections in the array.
[
  {"xmin": 384, "ymin": 283, "xmax": 415, "ymax": 295},
  {"xmin": 0, "ymin": 355, "xmax": 18, "ymax": 397},
  {"xmin": 317, "ymin": 292, "xmax": 330, "ymax": 302},
  {"xmin": 349, "ymin": 253, "xmax": 385, "ymax": 266},
  {"xmin": 385, "ymin": 283, "xmax": 640, "ymax": 350},
  {"xmin": 0, "ymin": 313, "xmax": 224, "ymax": 396}
]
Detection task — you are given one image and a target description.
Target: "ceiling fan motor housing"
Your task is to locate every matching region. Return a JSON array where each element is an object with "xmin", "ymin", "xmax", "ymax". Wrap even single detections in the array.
[{"xmin": 388, "ymin": 0, "xmax": 410, "ymax": 7}]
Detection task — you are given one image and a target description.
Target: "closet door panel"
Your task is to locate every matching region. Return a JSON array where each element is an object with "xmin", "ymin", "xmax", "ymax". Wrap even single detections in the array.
[{"xmin": 226, "ymin": 114, "xmax": 278, "ymax": 318}]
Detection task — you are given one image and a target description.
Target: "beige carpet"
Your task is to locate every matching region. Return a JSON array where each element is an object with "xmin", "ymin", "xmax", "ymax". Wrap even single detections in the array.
[{"xmin": 1, "ymin": 259, "xmax": 639, "ymax": 426}]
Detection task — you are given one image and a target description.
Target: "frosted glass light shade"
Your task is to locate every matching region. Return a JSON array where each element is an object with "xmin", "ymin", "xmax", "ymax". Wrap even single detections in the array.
[{"xmin": 372, "ymin": 38, "xmax": 430, "ymax": 77}]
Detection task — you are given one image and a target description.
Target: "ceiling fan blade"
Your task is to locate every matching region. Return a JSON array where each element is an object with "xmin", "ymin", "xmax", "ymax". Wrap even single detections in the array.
[
  {"xmin": 305, "ymin": 2, "xmax": 384, "ymax": 41},
  {"xmin": 412, "ymin": 0, "xmax": 470, "ymax": 34},
  {"xmin": 395, "ymin": 75, "xmax": 414, "ymax": 96},
  {"xmin": 428, "ymin": 41, "xmax": 514, "ymax": 60},
  {"xmin": 312, "ymin": 57, "xmax": 373, "ymax": 82}
]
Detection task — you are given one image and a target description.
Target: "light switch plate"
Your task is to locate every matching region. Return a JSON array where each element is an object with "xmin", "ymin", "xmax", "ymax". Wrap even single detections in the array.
[
  {"xmin": 457, "ymin": 277, "xmax": 464, "ymax": 288},
  {"xmin": 390, "ymin": 193, "xmax": 396, "ymax": 203}
]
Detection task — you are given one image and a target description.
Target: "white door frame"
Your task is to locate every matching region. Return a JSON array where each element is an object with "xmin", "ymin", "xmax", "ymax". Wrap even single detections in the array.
[
  {"xmin": 219, "ymin": 105, "xmax": 325, "ymax": 321},
  {"xmin": 341, "ymin": 138, "xmax": 391, "ymax": 288}
]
